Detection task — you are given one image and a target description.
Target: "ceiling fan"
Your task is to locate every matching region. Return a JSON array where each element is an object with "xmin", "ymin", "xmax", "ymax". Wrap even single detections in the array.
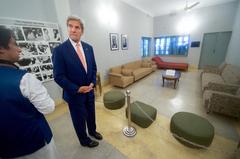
[{"xmin": 184, "ymin": 1, "xmax": 200, "ymax": 11}]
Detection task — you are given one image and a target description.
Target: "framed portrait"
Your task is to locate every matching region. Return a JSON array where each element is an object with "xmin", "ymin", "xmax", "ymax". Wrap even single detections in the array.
[
  {"xmin": 121, "ymin": 34, "xmax": 128, "ymax": 50},
  {"xmin": 109, "ymin": 33, "xmax": 119, "ymax": 51}
]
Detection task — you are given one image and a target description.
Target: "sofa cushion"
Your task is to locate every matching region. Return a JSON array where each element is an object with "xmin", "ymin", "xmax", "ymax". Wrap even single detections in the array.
[
  {"xmin": 202, "ymin": 73, "xmax": 224, "ymax": 90},
  {"xmin": 141, "ymin": 62, "xmax": 151, "ymax": 68},
  {"xmin": 122, "ymin": 69, "xmax": 133, "ymax": 76},
  {"xmin": 133, "ymin": 68, "xmax": 152, "ymax": 81},
  {"xmin": 111, "ymin": 66, "xmax": 122, "ymax": 74},
  {"xmin": 221, "ymin": 65, "xmax": 240, "ymax": 85},
  {"xmin": 123, "ymin": 61, "xmax": 142, "ymax": 70}
]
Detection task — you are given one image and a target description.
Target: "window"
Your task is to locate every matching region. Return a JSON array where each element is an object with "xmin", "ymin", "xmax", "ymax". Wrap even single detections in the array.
[
  {"xmin": 141, "ymin": 37, "xmax": 151, "ymax": 57},
  {"xmin": 154, "ymin": 35, "xmax": 190, "ymax": 56}
]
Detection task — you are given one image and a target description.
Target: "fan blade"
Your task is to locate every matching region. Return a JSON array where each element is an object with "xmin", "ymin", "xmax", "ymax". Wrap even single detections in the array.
[{"xmin": 187, "ymin": 2, "xmax": 200, "ymax": 9}]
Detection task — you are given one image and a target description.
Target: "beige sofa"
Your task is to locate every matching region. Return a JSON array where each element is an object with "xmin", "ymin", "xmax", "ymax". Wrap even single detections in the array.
[
  {"xmin": 109, "ymin": 59, "xmax": 156, "ymax": 88},
  {"xmin": 201, "ymin": 64, "xmax": 240, "ymax": 118}
]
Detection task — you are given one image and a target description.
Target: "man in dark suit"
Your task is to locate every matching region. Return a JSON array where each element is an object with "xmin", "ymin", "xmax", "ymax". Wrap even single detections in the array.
[{"xmin": 52, "ymin": 15, "xmax": 102, "ymax": 148}]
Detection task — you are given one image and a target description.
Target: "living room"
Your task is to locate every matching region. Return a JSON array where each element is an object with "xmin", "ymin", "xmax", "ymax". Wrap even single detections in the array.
[{"xmin": 0, "ymin": 0, "xmax": 240, "ymax": 158}]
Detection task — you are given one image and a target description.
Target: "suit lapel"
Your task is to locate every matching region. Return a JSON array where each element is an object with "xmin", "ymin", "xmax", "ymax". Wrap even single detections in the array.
[{"xmin": 66, "ymin": 40, "xmax": 86, "ymax": 73}]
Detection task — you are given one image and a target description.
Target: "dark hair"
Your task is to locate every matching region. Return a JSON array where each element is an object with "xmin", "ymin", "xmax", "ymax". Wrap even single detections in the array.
[{"xmin": 0, "ymin": 27, "xmax": 13, "ymax": 49}]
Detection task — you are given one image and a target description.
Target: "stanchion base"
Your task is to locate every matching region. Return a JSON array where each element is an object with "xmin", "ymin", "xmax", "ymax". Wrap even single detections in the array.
[{"xmin": 123, "ymin": 126, "xmax": 137, "ymax": 137}]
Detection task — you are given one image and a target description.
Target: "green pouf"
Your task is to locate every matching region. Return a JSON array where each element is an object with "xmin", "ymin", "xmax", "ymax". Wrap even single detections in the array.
[
  {"xmin": 170, "ymin": 112, "xmax": 214, "ymax": 148},
  {"xmin": 126, "ymin": 101, "xmax": 157, "ymax": 128},
  {"xmin": 103, "ymin": 90, "xmax": 125, "ymax": 110}
]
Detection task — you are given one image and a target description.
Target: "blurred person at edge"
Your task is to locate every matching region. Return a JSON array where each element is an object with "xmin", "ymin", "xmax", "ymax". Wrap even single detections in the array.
[{"xmin": 0, "ymin": 27, "xmax": 61, "ymax": 159}]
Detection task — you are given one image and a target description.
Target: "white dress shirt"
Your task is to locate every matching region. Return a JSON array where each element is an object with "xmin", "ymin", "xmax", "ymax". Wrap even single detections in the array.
[{"xmin": 20, "ymin": 73, "xmax": 55, "ymax": 114}]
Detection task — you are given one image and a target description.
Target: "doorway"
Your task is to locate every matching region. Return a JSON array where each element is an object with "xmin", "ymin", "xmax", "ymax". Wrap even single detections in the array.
[{"xmin": 198, "ymin": 31, "xmax": 232, "ymax": 69}]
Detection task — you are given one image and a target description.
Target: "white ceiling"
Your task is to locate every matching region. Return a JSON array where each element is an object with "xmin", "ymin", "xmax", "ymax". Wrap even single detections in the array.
[{"xmin": 120, "ymin": 0, "xmax": 237, "ymax": 17}]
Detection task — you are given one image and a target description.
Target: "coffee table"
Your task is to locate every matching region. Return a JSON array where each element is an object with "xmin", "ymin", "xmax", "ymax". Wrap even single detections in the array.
[{"xmin": 162, "ymin": 70, "xmax": 181, "ymax": 89}]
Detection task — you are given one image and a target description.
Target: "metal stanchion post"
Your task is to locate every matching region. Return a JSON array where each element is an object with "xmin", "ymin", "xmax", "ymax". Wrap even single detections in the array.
[{"xmin": 123, "ymin": 90, "xmax": 137, "ymax": 137}]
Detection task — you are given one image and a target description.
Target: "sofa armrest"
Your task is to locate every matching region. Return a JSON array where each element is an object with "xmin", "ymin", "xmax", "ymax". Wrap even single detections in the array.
[
  {"xmin": 109, "ymin": 73, "xmax": 123, "ymax": 87},
  {"xmin": 204, "ymin": 90, "xmax": 240, "ymax": 103},
  {"xmin": 204, "ymin": 90, "xmax": 240, "ymax": 117},
  {"xmin": 204, "ymin": 82, "xmax": 240, "ymax": 94},
  {"xmin": 121, "ymin": 68, "xmax": 133, "ymax": 76},
  {"xmin": 200, "ymin": 66, "xmax": 221, "ymax": 79},
  {"xmin": 203, "ymin": 65, "xmax": 222, "ymax": 74},
  {"xmin": 151, "ymin": 64, "xmax": 157, "ymax": 71}
]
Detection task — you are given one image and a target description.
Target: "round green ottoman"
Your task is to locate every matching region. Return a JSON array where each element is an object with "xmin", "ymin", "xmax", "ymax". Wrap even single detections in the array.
[
  {"xmin": 103, "ymin": 90, "xmax": 125, "ymax": 110},
  {"xmin": 126, "ymin": 101, "xmax": 157, "ymax": 128},
  {"xmin": 170, "ymin": 112, "xmax": 214, "ymax": 148}
]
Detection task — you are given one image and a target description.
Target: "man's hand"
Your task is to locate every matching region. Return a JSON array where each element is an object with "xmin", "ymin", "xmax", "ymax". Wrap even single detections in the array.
[{"xmin": 78, "ymin": 83, "xmax": 94, "ymax": 93}]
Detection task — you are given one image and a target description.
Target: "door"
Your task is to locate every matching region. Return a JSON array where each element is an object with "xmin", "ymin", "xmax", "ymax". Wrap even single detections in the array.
[{"xmin": 198, "ymin": 31, "xmax": 232, "ymax": 69}]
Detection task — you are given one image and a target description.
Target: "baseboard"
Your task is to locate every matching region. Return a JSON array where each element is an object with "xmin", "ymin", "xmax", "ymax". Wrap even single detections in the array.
[{"xmin": 189, "ymin": 65, "xmax": 199, "ymax": 70}]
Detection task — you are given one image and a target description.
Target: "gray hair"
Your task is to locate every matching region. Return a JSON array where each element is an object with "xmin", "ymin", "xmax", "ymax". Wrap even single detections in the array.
[{"xmin": 66, "ymin": 15, "xmax": 84, "ymax": 31}]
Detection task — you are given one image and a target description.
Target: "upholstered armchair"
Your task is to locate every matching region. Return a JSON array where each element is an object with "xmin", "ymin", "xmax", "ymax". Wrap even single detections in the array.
[
  {"xmin": 200, "ymin": 62, "xmax": 226, "ymax": 79},
  {"xmin": 203, "ymin": 83, "xmax": 240, "ymax": 118}
]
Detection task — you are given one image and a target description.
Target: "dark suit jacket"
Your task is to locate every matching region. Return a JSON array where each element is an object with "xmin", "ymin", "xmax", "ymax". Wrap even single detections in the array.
[{"xmin": 52, "ymin": 39, "xmax": 97, "ymax": 104}]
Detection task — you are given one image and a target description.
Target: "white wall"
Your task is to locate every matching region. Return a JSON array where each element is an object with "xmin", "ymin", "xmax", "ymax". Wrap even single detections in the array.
[
  {"xmin": 69, "ymin": 0, "xmax": 153, "ymax": 81},
  {"xmin": 53, "ymin": 0, "xmax": 71, "ymax": 40},
  {"xmin": 226, "ymin": 0, "xmax": 240, "ymax": 66},
  {"xmin": 153, "ymin": 2, "xmax": 238, "ymax": 68},
  {"xmin": 0, "ymin": 0, "xmax": 57, "ymax": 22}
]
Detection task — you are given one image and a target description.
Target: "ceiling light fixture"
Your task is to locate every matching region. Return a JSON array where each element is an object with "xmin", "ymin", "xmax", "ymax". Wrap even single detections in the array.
[{"xmin": 184, "ymin": 1, "xmax": 200, "ymax": 11}]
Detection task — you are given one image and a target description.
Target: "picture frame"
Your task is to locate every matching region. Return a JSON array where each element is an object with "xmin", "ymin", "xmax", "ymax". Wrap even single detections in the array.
[
  {"xmin": 121, "ymin": 34, "xmax": 128, "ymax": 50},
  {"xmin": 109, "ymin": 33, "xmax": 119, "ymax": 51}
]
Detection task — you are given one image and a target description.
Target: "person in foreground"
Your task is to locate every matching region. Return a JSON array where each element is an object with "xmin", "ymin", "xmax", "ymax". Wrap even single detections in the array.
[
  {"xmin": 52, "ymin": 15, "xmax": 102, "ymax": 148},
  {"xmin": 0, "ymin": 27, "xmax": 60, "ymax": 158}
]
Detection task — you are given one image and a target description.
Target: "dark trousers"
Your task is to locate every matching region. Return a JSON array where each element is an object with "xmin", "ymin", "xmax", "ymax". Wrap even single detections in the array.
[{"xmin": 68, "ymin": 95, "xmax": 96, "ymax": 145}]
